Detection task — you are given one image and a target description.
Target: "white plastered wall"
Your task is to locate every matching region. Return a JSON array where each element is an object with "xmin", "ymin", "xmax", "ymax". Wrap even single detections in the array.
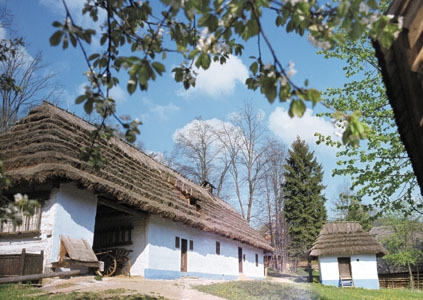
[{"xmin": 140, "ymin": 215, "xmax": 265, "ymax": 279}]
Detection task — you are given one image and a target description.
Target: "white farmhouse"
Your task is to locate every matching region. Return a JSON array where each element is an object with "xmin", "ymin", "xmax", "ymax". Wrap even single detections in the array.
[
  {"xmin": 309, "ymin": 222, "xmax": 388, "ymax": 289},
  {"xmin": 0, "ymin": 102, "xmax": 272, "ymax": 280}
]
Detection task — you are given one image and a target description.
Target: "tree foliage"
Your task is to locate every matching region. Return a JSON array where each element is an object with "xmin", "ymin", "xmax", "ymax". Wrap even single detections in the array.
[
  {"xmin": 282, "ymin": 137, "xmax": 326, "ymax": 263},
  {"xmin": 316, "ymin": 0, "xmax": 421, "ymax": 216},
  {"xmin": 380, "ymin": 215, "xmax": 423, "ymax": 289},
  {"xmin": 332, "ymin": 185, "xmax": 373, "ymax": 231},
  {"xmin": 49, "ymin": 0, "xmax": 401, "ymax": 150}
]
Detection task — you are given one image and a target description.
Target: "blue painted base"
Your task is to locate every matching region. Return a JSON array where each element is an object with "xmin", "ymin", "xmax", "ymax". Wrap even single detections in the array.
[
  {"xmin": 353, "ymin": 279, "xmax": 380, "ymax": 289},
  {"xmin": 321, "ymin": 279, "xmax": 380, "ymax": 290},
  {"xmin": 144, "ymin": 269, "xmax": 263, "ymax": 281}
]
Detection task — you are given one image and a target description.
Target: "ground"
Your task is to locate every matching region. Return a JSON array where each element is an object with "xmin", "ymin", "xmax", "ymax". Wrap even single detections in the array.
[{"xmin": 40, "ymin": 274, "xmax": 298, "ymax": 300}]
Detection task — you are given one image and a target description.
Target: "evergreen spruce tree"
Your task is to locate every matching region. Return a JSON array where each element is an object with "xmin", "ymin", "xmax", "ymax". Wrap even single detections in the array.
[{"xmin": 282, "ymin": 137, "xmax": 327, "ymax": 266}]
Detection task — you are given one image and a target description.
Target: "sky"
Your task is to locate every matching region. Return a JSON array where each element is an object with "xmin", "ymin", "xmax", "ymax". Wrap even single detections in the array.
[{"xmin": 3, "ymin": 0, "xmax": 354, "ymax": 215}]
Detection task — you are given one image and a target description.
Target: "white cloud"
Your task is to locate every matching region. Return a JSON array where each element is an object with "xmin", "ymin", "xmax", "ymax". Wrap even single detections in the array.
[
  {"xmin": 173, "ymin": 118, "xmax": 233, "ymax": 141},
  {"xmin": 178, "ymin": 55, "xmax": 248, "ymax": 98},
  {"xmin": 109, "ymin": 85, "xmax": 126, "ymax": 104},
  {"xmin": 268, "ymin": 106, "xmax": 340, "ymax": 150},
  {"xmin": 151, "ymin": 103, "xmax": 180, "ymax": 120},
  {"xmin": 141, "ymin": 98, "xmax": 180, "ymax": 121}
]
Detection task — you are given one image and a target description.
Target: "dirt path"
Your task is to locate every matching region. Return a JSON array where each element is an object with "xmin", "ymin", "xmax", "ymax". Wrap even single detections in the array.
[
  {"xmin": 41, "ymin": 275, "xmax": 228, "ymax": 300},
  {"xmin": 40, "ymin": 274, "xmax": 302, "ymax": 299}
]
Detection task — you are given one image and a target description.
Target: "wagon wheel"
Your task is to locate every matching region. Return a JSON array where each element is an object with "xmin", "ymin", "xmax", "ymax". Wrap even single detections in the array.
[
  {"xmin": 114, "ymin": 248, "xmax": 132, "ymax": 276},
  {"xmin": 98, "ymin": 253, "xmax": 117, "ymax": 277}
]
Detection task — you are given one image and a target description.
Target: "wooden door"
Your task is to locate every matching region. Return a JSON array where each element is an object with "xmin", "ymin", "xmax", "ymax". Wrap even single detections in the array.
[
  {"xmin": 180, "ymin": 239, "xmax": 188, "ymax": 272},
  {"xmin": 238, "ymin": 247, "xmax": 243, "ymax": 273},
  {"xmin": 338, "ymin": 257, "xmax": 351, "ymax": 278}
]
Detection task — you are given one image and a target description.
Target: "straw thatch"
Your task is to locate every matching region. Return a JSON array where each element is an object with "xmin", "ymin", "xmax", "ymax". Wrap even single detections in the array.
[
  {"xmin": 373, "ymin": 0, "xmax": 423, "ymax": 194},
  {"xmin": 309, "ymin": 222, "xmax": 388, "ymax": 258},
  {"xmin": 0, "ymin": 102, "xmax": 272, "ymax": 252}
]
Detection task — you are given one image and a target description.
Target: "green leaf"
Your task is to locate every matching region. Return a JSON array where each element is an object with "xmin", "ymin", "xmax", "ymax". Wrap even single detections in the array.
[
  {"xmin": 261, "ymin": 77, "xmax": 277, "ymax": 103},
  {"xmin": 84, "ymin": 99, "xmax": 94, "ymax": 115},
  {"xmin": 289, "ymin": 99, "xmax": 306, "ymax": 117},
  {"xmin": 127, "ymin": 78, "xmax": 136, "ymax": 94},
  {"xmin": 249, "ymin": 62, "xmax": 258, "ymax": 74},
  {"xmin": 152, "ymin": 62, "xmax": 165, "ymax": 75},
  {"xmin": 49, "ymin": 30, "xmax": 64, "ymax": 46},
  {"xmin": 172, "ymin": 67, "xmax": 183, "ymax": 82},
  {"xmin": 307, "ymin": 89, "xmax": 321, "ymax": 106},
  {"xmin": 75, "ymin": 94, "xmax": 87, "ymax": 104}
]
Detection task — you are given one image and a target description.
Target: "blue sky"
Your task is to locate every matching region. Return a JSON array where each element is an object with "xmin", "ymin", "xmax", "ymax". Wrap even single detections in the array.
[{"xmin": 3, "ymin": 0, "xmax": 354, "ymax": 213}]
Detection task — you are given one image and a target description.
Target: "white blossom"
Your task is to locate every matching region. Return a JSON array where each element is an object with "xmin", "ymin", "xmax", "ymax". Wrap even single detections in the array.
[
  {"xmin": 359, "ymin": 2, "xmax": 369, "ymax": 14},
  {"xmin": 397, "ymin": 16, "xmax": 404, "ymax": 29},
  {"xmin": 14, "ymin": 193, "xmax": 23, "ymax": 203},
  {"xmin": 287, "ymin": 61, "xmax": 297, "ymax": 77},
  {"xmin": 307, "ymin": 35, "xmax": 331, "ymax": 51}
]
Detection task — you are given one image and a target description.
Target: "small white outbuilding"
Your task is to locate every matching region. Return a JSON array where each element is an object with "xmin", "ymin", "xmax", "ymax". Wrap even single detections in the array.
[{"xmin": 309, "ymin": 222, "xmax": 388, "ymax": 289}]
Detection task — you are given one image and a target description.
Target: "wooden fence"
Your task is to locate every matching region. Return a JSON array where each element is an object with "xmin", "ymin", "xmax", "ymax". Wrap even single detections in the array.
[
  {"xmin": 0, "ymin": 249, "xmax": 43, "ymax": 277},
  {"xmin": 379, "ymin": 272, "xmax": 423, "ymax": 289}
]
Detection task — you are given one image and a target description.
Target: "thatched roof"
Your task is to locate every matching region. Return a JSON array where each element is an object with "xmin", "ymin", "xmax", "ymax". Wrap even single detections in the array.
[
  {"xmin": 373, "ymin": 0, "xmax": 423, "ymax": 194},
  {"xmin": 309, "ymin": 222, "xmax": 388, "ymax": 258},
  {"xmin": 0, "ymin": 102, "xmax": 272, "ymax": 252}
]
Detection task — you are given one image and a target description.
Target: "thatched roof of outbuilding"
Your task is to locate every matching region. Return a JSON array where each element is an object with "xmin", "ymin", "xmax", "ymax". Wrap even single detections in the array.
[
  {"xmin": 0, "ymin": 102, "xmax": 272, "ymax": 252},
  {"xmin": 309, "ymin": 222, "xmax": 388, "ymax": 258}
]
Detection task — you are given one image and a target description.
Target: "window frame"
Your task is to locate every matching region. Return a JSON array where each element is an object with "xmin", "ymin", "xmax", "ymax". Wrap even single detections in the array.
[{"xmin": 216, "ymin": 241, "xmax": 220, "ymax": 255}]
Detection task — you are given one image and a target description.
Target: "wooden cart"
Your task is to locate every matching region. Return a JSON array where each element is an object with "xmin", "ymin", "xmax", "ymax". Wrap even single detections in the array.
[{"xmin": 95, "ymin": 248, "xmax": 132, "ymax": 277}]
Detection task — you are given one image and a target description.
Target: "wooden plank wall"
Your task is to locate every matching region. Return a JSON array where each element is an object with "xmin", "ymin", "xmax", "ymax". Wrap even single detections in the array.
[
  {"xmin": 379, "ymin": 272, "xmax": 423, "ymax": 289},
  {"xmin": 0, "ymin": 249, "xmax": 43, "ymax": 277}
]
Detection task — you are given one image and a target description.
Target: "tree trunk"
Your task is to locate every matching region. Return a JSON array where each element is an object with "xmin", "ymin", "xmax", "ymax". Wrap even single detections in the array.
[{"xmin": 407, "ymin": 261, "xmax": 415, "ymax": 289}]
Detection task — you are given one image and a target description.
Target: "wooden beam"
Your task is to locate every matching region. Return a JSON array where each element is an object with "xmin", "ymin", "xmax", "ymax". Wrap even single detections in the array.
[
  {"xmin": 0, "ymin": 270, "xmax": 80, "ymax": 284},
  {"xmin": 412, "ymin": 47, "xmax": 423, "ymax": 72},
  {"xmin": 97, "ymin": 197, "xmax": 147, "ymax": 217}
]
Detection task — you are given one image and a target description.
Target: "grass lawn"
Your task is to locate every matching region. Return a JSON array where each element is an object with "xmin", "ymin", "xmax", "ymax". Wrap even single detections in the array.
[
  {"xmin": 194, "ymin": 280, "xmax": 423, "ymax": 300},
  {"xmin": 1, "ymin": 280, "xmax": 422, "ymax": 300}
]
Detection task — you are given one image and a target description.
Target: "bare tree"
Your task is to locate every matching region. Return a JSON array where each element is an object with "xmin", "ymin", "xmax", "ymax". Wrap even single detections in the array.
[
  {"xmin": 218, "ymin": 103, "xmax": 269, "ymax": 223},
  {"xmin": 261, "ymin": 138, "xmax": 289, "ymax": 271},
  {"xmin": 0, "ymin": 7, "xmax": 62, "ymax": 132},
  {"xmin": 0, "ymin": 42, "xmax": 62, "ymax": 132},
  {"xmin": 171, "ymin": 103, "xmax": 273, "ymax": 225},
  {"xmin": 171, "ymin": 118, "xmax": 230, "ymax": 197}
]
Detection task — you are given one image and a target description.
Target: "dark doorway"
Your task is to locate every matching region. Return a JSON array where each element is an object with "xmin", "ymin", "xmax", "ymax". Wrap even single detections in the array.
[
  {"xmin": 338, "ymin": 257, "xmax": 352, "ymax": 278},
  {"xmin": 238, "ymin": 247, "xmax": 243, "ymax": 273},
  {"xmin": 181, "ymin": 239, "xmax": 188, "ymax": 272}
]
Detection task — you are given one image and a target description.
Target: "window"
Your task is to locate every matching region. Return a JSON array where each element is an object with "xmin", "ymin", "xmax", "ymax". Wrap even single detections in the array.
[
  {"xmin": 175, "ymin": 236, "xmax": 180, "ymax": 248},
  {"xmin": 216, "ymin": 241, "xmax": 220, "ymax": 255},
  {"xmin": 189, "ymin": 240, "xmax": 194, "ymax": 251},
  {"xmin": 93, "ymin": 225, "xmax": 133, "ymax": 248},
  {"xmin": 0, "ymin": 206, "xmax": 41, "ymax": 235},
  {"xmin": 255, "ymin": 254, "xmax": 259, "ymax": 267}
]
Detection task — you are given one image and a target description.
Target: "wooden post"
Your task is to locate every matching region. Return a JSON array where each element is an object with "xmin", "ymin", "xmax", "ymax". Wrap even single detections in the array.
[{"xmin": 19, "ymin": 248, "xmax": 26, "ymax": 276}]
